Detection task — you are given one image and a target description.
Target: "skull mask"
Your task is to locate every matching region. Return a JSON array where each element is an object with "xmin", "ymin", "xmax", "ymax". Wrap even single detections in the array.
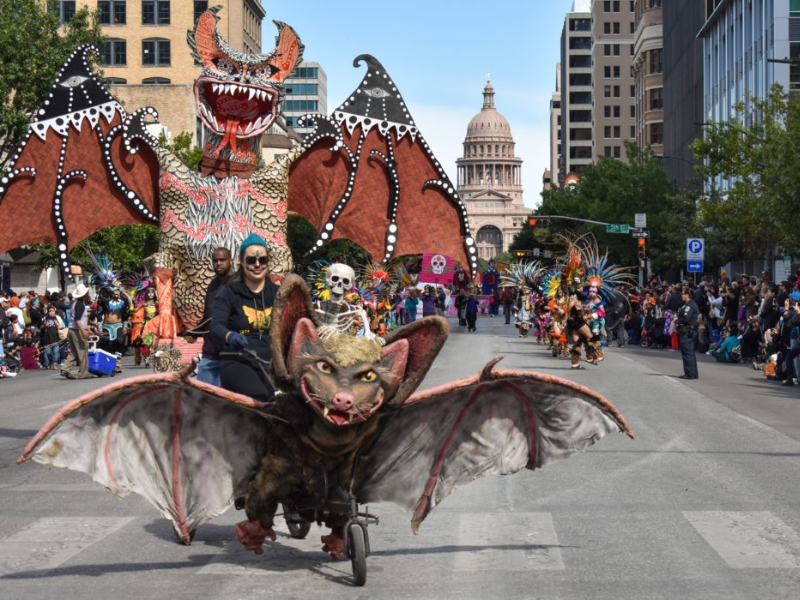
[{"xmin": 326, "ymin": 263, "xmax": 355, "ymax": 301}]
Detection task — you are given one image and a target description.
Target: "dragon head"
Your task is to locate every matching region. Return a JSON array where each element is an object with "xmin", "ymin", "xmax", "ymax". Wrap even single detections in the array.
[{"xmin": 188, "ymin": 7, "xmax": 303, "ymax": 166}]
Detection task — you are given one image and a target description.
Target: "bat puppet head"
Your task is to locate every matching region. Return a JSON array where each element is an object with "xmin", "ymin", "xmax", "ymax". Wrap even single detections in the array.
[
  {"xmin": 188, "ymin": 7, "xmax": 303, "ymax": 169},
  {"xmin": 271, "ymin": 275, "xmax": 449, "ymax": 434}
]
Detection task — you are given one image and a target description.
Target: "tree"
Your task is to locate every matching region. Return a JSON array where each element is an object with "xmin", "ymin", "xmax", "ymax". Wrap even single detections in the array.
[
  {"xmin": 534, "ymin": 142, "xmax": 697, "ymax": 271},
  {"xmin": 0, "ymin": 0, "xmax": 106, "ymax": 171},
  {"xmin": 691, "ymin": 84, "xmax": 800, "ymax": 254}
]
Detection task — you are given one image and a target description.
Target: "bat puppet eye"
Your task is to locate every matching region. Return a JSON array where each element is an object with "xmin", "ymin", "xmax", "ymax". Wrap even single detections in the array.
[
  {"xmin": 360, "ymin": 371, "xmax": 377, "ymax": 383},
  {"xmin": 316, "ymin": 361, "xmax": 333, "ymax": 374}
]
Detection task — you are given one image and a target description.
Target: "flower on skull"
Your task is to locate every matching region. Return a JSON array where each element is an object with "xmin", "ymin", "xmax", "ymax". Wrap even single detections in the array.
[{"xmin": 430, "ymin": 254, "xmax": 447, "ymax": 275}]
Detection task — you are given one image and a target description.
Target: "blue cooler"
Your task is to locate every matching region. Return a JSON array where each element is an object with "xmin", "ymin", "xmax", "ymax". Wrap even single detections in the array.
[{"xmin": 88, "ymin": 337, "xmax": 117, "ymax": 377}]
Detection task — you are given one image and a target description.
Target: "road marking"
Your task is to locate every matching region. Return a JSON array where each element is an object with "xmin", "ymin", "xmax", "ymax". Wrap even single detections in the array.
[
  {"xmin": 453, "ymin": 512, "xmax": 564, "ymax": 571},
  {"xmin": 0, "ymin": 517, "xmax": 134, "ymax": 576},
  {"xmin": 684, "ymin": 511, "xmax": 800, "ymax": 568}
]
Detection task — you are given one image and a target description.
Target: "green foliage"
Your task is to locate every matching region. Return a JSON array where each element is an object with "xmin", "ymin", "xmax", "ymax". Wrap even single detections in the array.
[
  {"xmin": 0, "ymin": 0, "xmax": 106, "ymax": 171},
  {"xmin": 158, "ymin": 131, "xmax": 202, "ymax": 171},
  {"xmin": 529, "ymin": 142, "xmax": 698, "ymax": 271},
  {"xmin": 692, "ymin": 84, "xmax": 800, "ymax": 254},
  {"xmin": 287, "ymin": 215, "xmax": 372, "ymax": 274}
]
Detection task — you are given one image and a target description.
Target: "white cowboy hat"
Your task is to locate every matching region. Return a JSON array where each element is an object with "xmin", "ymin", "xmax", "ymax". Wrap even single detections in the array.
[{"xmin": 73, "ymin": 283, "xmax": 91, "ymax": 298}]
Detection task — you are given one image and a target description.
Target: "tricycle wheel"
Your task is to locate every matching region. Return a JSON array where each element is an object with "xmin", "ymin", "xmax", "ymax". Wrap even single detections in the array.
[
  {"xmin": 282, "ymin": 504, "xmax": 311, "ymax": 539},
  {"xmin": 349, "ymin": 524, "xmax": 367, "ymax": 586}
]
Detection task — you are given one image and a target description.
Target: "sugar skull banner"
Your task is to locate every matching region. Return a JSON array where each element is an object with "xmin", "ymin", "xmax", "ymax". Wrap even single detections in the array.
[{"xmin": 419, "ymin": 252, "xmax": 454, "ymax": 285}]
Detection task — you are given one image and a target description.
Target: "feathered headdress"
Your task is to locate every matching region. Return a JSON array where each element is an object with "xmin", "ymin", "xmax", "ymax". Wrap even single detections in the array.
[
  {"xmin": 126, "ymin": 272, "xmax": 156, "ymax": 309},
  {"xmin": 500, "ymin": 261, "xmax": 542, "ymax": 293},
  {"xmin": 577, "ymin": 235, "xmax": 636, "ymax": 302},
  {"xmin": 89, "ymin": 253, "xmax": 120, "ymax": 292},
  {"xmin": 303, "ymin": 259, "xmax": 332, "ymax": 302}
]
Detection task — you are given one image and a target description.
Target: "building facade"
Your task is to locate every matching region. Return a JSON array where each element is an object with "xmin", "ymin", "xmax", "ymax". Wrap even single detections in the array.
[
  {"xmin": 56, "ymin": 1, "xmax": 266, "ymax": 146},
  {"xmin": 559, "ymin": 0, "xmax": 593, "ymax": 180},
  {"xmin": 550, "ymin": 63, "xmax": 562, "ymax": 185},
  {"xmin": 593, "ymin": 0, "xmax": 637, "ymax": 162},
  {"xmin": 632, "ymin": 1, "xmax": 664, "ymax": 156},
  {"xmin": 456, "ymin": 80, "xmax": 530, "ymax": 260},
  {"xmin": 281, "ymin": 62, "xmax": 328, "ymax": 138}
]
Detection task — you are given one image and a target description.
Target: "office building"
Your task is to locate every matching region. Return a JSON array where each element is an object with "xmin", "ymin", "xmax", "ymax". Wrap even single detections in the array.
[{"xmin": 282, "ymin": 62, "xmax": 328, "ymax": 138}]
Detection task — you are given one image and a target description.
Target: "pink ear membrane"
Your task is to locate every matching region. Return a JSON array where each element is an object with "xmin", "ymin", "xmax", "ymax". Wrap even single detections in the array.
[
  {"xmin": 287, "ymin": 318, "xmax": 319, "ymax": 373},
  {"xmin": 380, "ymin": 338, "xmax": 409, "ymax": 387}
]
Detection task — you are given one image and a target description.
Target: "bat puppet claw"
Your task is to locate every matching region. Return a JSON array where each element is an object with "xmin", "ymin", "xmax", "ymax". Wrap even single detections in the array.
[
  {"xmin": 235, "ymin": 519, "xmax": 276, "ymax": 555},
  {"xmin": 321, "ymin": 530, "xmax": 345, "ymax": 560}
]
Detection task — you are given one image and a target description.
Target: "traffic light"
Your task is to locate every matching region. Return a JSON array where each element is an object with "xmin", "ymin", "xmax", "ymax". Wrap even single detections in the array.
[
  {"xmin": 528, "ymin": 216, "xmax": 550, "ymax": 227},
  {"xmin": 637, "ymin": 238, "xmax": 646, "ymax": 262},
  {"xmin": 514, "ymin": 250, "xmax": 534, "ymax": 259}
]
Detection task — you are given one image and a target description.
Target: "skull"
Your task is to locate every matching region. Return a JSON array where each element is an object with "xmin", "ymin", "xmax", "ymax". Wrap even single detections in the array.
[
  {"xmin": 326, "ymin": 263, "xmax": 355, "ymax": 300},
  {"xmin": 430, "ymin": 254, "xmax": 447, "ymax": 275}
]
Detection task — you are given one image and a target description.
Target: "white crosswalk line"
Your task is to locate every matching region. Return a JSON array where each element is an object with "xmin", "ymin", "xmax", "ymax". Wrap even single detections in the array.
[
  {"xmin": 0, "ymin": 517, "xmax": 134, "ymax": 576},
  {"xmin": 683, "ymin": 511, "xmax": 800, "ymax": 568},
  {"xmin": 453, "ymin": 512, "xmax": 565, "ymax": 571}
]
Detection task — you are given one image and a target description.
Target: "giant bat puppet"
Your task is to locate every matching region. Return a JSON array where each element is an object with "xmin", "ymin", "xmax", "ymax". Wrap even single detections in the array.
[
  {"xmin": 0, "ymin": 6, "xmax": 477, "ymax": 338},
  {"xmin": 19, "ymin": 274, "xmax": 634, "ymax": 561}
]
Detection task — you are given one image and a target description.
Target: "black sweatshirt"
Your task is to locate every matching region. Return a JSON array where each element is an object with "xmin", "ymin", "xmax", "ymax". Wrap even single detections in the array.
[{"xmin": 211, "ymin": 279, "xmax": 279, "ymax": 362}]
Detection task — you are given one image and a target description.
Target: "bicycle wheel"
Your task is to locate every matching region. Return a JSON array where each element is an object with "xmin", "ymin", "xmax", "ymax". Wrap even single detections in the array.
[
  {"xmin": 282, "ymin": 504, "xmax": 311, "ymax": 539},
  {"xmin": 349, "ymin": 524, "xmax": 367, "ymax": 586}
]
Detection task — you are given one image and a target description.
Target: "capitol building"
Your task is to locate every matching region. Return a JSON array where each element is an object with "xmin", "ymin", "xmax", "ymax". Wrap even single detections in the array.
[{"xmin": 456, "ymin": 79, "xmax": 531, "ymax": 260}]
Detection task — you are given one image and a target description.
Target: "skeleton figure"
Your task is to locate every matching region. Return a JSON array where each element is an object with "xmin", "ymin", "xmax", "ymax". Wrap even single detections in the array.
[{"xmin": 315, "ymin": 263, "xmax": 376, "ymax": 340}]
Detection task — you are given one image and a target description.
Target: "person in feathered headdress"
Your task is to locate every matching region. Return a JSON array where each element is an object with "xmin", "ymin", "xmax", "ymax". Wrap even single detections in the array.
[
  {"xmin": 541, "ymin": 268, "xmax": 568, "ymax": 357},
  {"xmin": 91, "ymin": 254, "xmax": 132, "ymax": 373},
  {"xmin": 128, "ymin": 274, "xmax": 159, "ymax": 367}
]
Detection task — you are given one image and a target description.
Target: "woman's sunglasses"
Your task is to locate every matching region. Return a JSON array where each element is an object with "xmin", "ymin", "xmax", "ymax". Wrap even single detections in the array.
[{"xmin": 244, "ymin": 256, "xmax": 268, "ymax": 266}]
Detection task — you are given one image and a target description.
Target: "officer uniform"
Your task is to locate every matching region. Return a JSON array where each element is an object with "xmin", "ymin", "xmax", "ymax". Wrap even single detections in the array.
[{"xmin": 676, "ymin": 290, "xmax": 699, "ymax": 379}]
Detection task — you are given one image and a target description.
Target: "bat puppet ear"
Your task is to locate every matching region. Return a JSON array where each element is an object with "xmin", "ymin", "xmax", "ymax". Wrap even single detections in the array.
[
  {"xmin": 270, "ymin": 274, "xmax": 317, "ymax": 384},
  {"xmin": 381, "ymin": 316, "xmax": 449, "ymax": 406}
]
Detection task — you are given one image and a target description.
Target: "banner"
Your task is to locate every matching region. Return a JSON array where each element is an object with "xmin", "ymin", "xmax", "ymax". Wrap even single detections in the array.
[{"xmin": 419, "ymin": 252, "xmax": 455, "ymax": 286}]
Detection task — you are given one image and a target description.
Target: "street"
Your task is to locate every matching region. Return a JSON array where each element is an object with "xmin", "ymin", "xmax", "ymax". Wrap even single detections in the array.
[{"xmin": 2, "ymin": 316, "xmax": 800, "ymax": 599}]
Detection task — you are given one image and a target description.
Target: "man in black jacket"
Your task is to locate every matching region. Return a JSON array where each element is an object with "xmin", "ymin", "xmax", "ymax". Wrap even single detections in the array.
[
  {"xmin": 195, "ymin": 247, "xmax": 233, "ymax": 386},
  {"xmin": 676, "ymin": 287, "xmax": 699, "ymax": 380}
]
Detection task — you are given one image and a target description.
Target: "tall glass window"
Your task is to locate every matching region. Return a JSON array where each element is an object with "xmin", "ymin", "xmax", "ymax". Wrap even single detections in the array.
[
  {"xmin": 100, "ymin": 39, "xmax": 127, "ymax": 65},
  {"xmin": 142, "ymin": 39, "xmax": 170, "ymax": 65},
  {"xmin": 99, "ymin": 1, "xmax": 126, "ymax": 24},
  {"xmin": 142, "ymin": 1, "xmax": 170, "ymax": 25}
]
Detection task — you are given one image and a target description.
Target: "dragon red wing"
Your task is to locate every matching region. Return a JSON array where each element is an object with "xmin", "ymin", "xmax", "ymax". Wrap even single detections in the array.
[
  {"xmin": 288, "ymin": 55, "xmax": 478, "ymax": 275},
  {"xmin": 0, "ymin": 45, "xmax": 159, "ymax": 273}
]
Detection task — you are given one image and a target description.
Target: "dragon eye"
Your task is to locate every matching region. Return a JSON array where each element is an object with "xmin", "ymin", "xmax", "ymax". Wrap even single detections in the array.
[
  {"xmin": 213, "ymin": 57, "xmax": 237, "ymax": 75},
  {"xmin": 360, "ymin": 371, "xmax": 377, "ymax": 382},
  {"xmin": 252, "ymin": 64, "xmax": 277, "ymax": 80},
  {"xmin": 317, "ymin": 361, "xmax": 333, "ymax": 374},
  {"xmin": 59, "ymin": 75, "xmax": 89, "ymax": 88}
]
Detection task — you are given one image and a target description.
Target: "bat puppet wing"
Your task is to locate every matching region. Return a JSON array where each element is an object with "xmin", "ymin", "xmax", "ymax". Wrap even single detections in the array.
[
  {"xmin": 357, "ymin": 361, "xmax": 634, "ymax": 533},
  {"xmin": 17, "ymin": 369, "xmax": 272, "ymax": 544}
]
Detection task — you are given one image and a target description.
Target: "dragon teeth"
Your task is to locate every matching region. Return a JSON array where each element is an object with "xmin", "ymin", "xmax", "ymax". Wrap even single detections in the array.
[{"xmin": 248, "ymin": 88, "xmax": 256, "ymax": 101}]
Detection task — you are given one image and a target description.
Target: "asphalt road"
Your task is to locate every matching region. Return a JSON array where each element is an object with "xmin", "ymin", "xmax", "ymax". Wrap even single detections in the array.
[{"xmin": 1, "ymin": 316, "xmax": 800, "ymax": 599}]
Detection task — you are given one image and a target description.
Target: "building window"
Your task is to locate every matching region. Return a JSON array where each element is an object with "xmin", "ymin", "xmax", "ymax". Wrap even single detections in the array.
[
  {"xmin": 604, "ymin": 45, "xmax": 611, "ymax": 56},
  {"xmin": 142, "ymin": 39, "xmax": 170, "ymax": 65},
  {"xmin": 53, "ymin": 1, "xmax": 76, "ymax": 23},
  {"xmin": 630, "ymin": 22, "xmax": 635, "ymax": 34},
  {"xmin": 613, "ymin": 0, "xmax": 620, "ymax": 11},
  {"xmin": 604, "ymin": 85, "xmax": 612, "ymax": 98},
  {"xmin": 791, "ymin": 43, "xmax": 800, "ymax": 90},
  {"xmin": 284, "ymin": 100, "xmax": 319, "ymax": 111},
  {"xmin": 613, "ymin": 22, "xmax": 620, "ymax": 34},
  {"xmin": 630, "ymin": 125, "xmax": 636, "ymax": 138},
  {"xmin": 604, "ymin": 0, "xmax": 610, "ymax": 12},
  {"xmin": 605, "ymin": 146, "xmax": 612, "ymax": 157},
  {"xmin": 142, "ymin": 77, "xmax": 171, "ymax": 84},
  {"xmin": 613, "ymin": 105, "xmax": 620, "ymax": 118},
  {"xmin": 649, "ymin": 0, "xmax": 662, "ymax": 7},
  {"xmin": 604, "ymin": 126, "xmax": 611, "ymax": 138},
  {"xmin": 614, "ymin": 66, "xmax": 620, "ymax": 78},
  {"xmin": 604, "ymin": 66, "xmax": 611, "ymax": 78},
  {"xmin": 613, "ymin": 126, "xmax": 621, "ymax": 138},
  {"xmin": 142, "ymin": 0, "xmax": 170, "ymax": 25},
  {"xmin": 104, "ymin": 77, "xmax": 127, "ymax": 85},
  {"xmin": 286, "ymin": 83, "xmax": 320, "ymax": 95},
  {"xmin": 614, "ymin": 146, "xmax": 621, "ymax": 158},
  {"xmin": 604, "ymin": 106, "xmax": 611, "ymax": 118},
  {"xmin": 650, "ymin": 122, "xmax": 663, "ymax": 144},
  {"xmin": 649, "ymin": 48, "xmax": 662, "ymax": 73},
  {"xmin": 99, "ymin": 1, "xmax": 126, "ymax": 24},
  {"xmin": 293, "ymin": 66, "xmax": 319, "ymax": 78},
  {"xmin": 630, "ymin": 105, "xmax": 636, "ymax": 118},
  {"xmin": 613, "ymin": 44, "xmax": 620, "ymax": 56},
  {"xmin": 613, "ymin": 85, "xmax": 620, "ymax": 97},
  {"xmin": 194, "ymin": 1, "xmax": 208, "ymax": 22},
  {"xmin": 650, "ymin": 88, "xmax": 663, "ymax": 109},
  {"xmin": 604, "ymin": 22, "xmax": 611, "ymax": 34},
  {"xmin": 100, "ymin": 39, "xmax": 127, "ymax": 65},
  {"xmin": 792, "ymin": 0, "xmax": 800, "ymax": 18}
]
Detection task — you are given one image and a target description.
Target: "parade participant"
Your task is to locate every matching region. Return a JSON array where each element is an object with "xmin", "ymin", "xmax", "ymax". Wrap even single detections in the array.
[
  {"xmin": 195, "ymin": 248, "xmax": 233, "ymax": 385},
  {"xmin": 466, "ymin": 290, "xmax": 479, "ymax": 332},
  {"xmin": 129, "ymin": 280, "xmax": 159, "ymax": 368},
  {"xmin": 403, "ymin": 287, "xmax": 419, "ymax": 323},
  {"xmin": 514, "ymin": 289, "xmax": 533, "ymax": 338},
  {"xmin": 95, "ymin": 285, "xmax": 132, "ymax": 373},
  {"xmin": 584, "ymin": 285, "xmax": 606, "ymax": 361},
  {"xmin": 500, "ymin": 286, "xmax": 515, "ymax": 324},
  {"xmin": 676, "ymin": 287, "xmax": 699, "ymax": 379},
  {"xmin": 452, "ymin": 264, "xmax": 470, "ymax": 293},
  {"xmin": 39, "ymin": 305, "xmax": 65, "ymax": 369},
  {"xmin": 482, "ymin": 258, "xmax": 500, "ymax": 316},
  {"xmin": 211, "ymin": 234, "xmax": 280, "ymax": 403},
  {"xmin": 533, "ymin": 296, "xmax": 551, "ymax": 344},
  {"xmin": 566, "ymin": 276, "xmax": 601, "ymax": 369},
  {"xmin": 61, "ymin": 283, "xmax": 92, "ymax": 380},
  {"xmin": 421, "ymin": 285, "xmax": 437, "ymax": 318}
]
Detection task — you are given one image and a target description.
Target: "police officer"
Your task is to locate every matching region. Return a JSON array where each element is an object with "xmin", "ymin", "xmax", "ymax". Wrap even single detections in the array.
[{"xmin": 676, "ymin": 286, "xmax": 699, "ymax": 379}]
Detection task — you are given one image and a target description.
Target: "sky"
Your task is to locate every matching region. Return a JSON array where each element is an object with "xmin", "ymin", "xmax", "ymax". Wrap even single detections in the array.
[{"xmin": 268, "ymin": 0, "xmax": 579, "ymax": 209}]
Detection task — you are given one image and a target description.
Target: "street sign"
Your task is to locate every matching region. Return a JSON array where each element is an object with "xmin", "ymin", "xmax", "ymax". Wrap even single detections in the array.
[
  {"xmin": 607, "ymin": 224, "xmax": 630, "ymax": 234},
  {"xmin": 632, "ymin": 231, "xmax": 649, "ymax": 239},
  {"xmin": 533, "ymin": 247, "xmax": 540, "ymax": 256},
  {"xmin": 686, "ymin": 238, "xmax": 705, "ymax": 261},
  {"xmin": 635, "ymin": 213, "xmax": 647, "ymax": 228},
  {"xmin": 687, "ymin": 260, "xmax": 703, "ymax": 273}
]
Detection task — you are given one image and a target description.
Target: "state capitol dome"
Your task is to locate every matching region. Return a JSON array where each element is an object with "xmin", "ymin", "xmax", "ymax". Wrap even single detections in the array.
[
  {"xmin": 465, "ymin": 81, "xmax": 514, "ymax": 141},
  {"xmin": 456, "ymin": 78, "xmax": 527, "ymax": 262}
]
